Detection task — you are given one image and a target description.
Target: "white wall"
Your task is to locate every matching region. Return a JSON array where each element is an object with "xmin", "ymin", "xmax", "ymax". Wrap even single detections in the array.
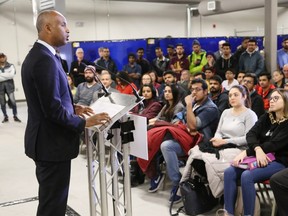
[{"xmin": 1, "ymin": 0, "xmax": 288, "ymax": 100}]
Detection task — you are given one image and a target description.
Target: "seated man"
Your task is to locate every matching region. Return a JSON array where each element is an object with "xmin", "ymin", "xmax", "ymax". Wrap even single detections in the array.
[
  {"xmin": 74, "ymin": 65, "xmax": 101, "ymax": 106},
  {"xmin": 209, "ymin": 75, "xmax": 229, "ymax": 115},
  {"xmin": 242, "ymin": 73, "xmax": 265, "ymax": 118},
  {"xmin": 160, "ymin": 79, "xmax": 219, "ymax": 203},
  {"xmin": 257, "ymin": 73, "xmax": 275, "ymax": 111}
]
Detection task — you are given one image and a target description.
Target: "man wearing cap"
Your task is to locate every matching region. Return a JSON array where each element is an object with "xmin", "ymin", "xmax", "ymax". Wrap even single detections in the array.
[
  {"xmin": 74, "ymin": 65, "xmax": 102, "ymax": 106},
  {"xmin": 277, "ymin": 37, "xmax": 288, "ymax": 70},
  {"xmin": 188, "ymin": 39, "xmax": 207, "ymax": 75},
  {"xmin": 0, "ymin": 53, "xmax": 21, "ymax": 123}
]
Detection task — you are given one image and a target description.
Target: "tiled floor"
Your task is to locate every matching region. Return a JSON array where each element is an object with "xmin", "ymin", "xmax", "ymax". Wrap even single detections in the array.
[{"xmin": 0, "ymin": 102, "xmax": 222, "ymax": 216}]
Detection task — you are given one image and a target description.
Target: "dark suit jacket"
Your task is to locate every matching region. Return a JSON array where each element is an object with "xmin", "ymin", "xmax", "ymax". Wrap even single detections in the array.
[{"xmin": 21, "ymin": 42, "xmax": 86, "ymax": 162}]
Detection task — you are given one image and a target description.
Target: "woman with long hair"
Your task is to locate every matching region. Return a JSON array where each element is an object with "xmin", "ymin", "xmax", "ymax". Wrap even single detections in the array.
[
  {"xmin": 272, "ymin": 70, "xmax": 285, "ymax": 88},
  {"xmin": 223, "ymin": 89, "xmax": 288, "ymax": 215},
  {"xmin": 132, "ymin": 84, "xmax": 162, "ymax": 121}
]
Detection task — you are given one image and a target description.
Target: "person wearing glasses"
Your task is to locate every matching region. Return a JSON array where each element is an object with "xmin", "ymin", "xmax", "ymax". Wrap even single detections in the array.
[
  {"xmin": 242, "ymin": 73, "xmax": 265, "ymax": 118},
  {"xmin": 222, "ymin": 89, "xmax": 288, "ymax": 216},
  {"xmin": 159, "ymin": 79, "xmax": 219, "ymax": 203}
]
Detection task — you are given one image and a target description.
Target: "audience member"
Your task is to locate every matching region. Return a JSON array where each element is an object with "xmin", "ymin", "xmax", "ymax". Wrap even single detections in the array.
[
  {"xmin": 272, "ymin": 70, "xmax": 285, "ymax": 88},
  {"xmin": 165, "ymin": 44, "xmax": 176, "ymax": 60},
  {"xmin": 96, "ymin": 47, "xmax": 118, "ymax": 74},
  {"xmin": 203, "ymin": 52, "xmax": 216, "ymax": 69},
  {"xmin": 0, "ymin": 53, "xmax": 21, "ymax": 123},
  {"xmin": 136, "ymin": 48, "xmax": 151, "ymax": 74},
  {"xmin": 214, "ymin": 40, "xmax": 226, "ymax": 61},
  {"xmin": 282, "ymin": 64, "xmax": 288, "ymax": 83},
  {"xmin": 70, "ymin": 48, "xmax": 92, "ymax": 86},
  {"xmin": 181, "ymin": 85, "xmax": 257, "ymax": 199},
  {"xmin": 242, "ymin": 73, "xmax": 265, "ymax": 118},
  {"xmin": 257, "ymin": 73, "xmax": 276, "ymax": 111},
  {"xmin": 100, "ymin": 70, "xmax": 118, "ymax": 92},
  {"xmin": 215, "ymin": 42, "xmax": 237, "ymax": 80},
  {"xmin": 277, "ymin": 37, "xmax": 288, "ymax": 70},
  {"xmin": 148, "ymin": 70, "xmax": 161, "ymax": 91},
  {"xmin": 239, "ymin": 39, "xmax": 264, "ymax": 76},
  {"xmin": 270, "ymin": 168, "xmax": 288, "ymax": 216},
  {"xmin": 177, "ymin": 70, "xmax": 190, "ymax": 92},
  {"xmin": 67, "ymin": 74, "xmax": 76, "ymax": 96},
  {"xmin": 188, "ymin": 39, "xmax": 207, "ymax": 75},
  {"xmin": 233, "ymin": 37, "xmax": 250, "ymax": 72},
  {"xmin": 152, "ymin": 47, "xmax": 169, "ymax": 82},
  {"xmin": 169, "ymin": 43, "xmax": 189, "ymax": 81},
  {"xmin": 209, "ymin": 75, "xmax": 229, "ymax": 114},
  {"xmin": 159, "ymin": 79, "xmax": 219, "ymax": 203},
  {"xmin": 131, "ymin": 84, "xmax": 162, "ymax": 121},
  {"xmin": 94, "ymin": 47, "xmax": 104, "ymax": 64},
  {"xmin": 74, "ymin": 65, "xmax": 101, "ymax": 106},
  {"xmin": 204, "ymin": 66, "xmax": 216, "ymax": 92},
  {"xmin": 223, "ymin": 89, "xmax": 288, "ymax": 216},
  {"xmin": 123, "ymin": 53, "xmax": 142, "ymax": 88},
  {"xmin": 116, "ymin": 71, "xmax": 137, "ymax": 95},
  {"xmin": 236, "ymin": 71, "xmax": 246, "ymax": 85},
  {"xmin": 138, "ymin": 84, "xmax": 185, "ymax": 195},
  {"xmin": 222, "ymin": 68, "xmax": 239, "ymax": 91}
]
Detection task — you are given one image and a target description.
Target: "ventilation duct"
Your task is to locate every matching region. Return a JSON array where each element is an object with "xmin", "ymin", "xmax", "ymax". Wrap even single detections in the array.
[{"xmin": 198, "ymin": 0, "xmax": 288, "ymax": 16}]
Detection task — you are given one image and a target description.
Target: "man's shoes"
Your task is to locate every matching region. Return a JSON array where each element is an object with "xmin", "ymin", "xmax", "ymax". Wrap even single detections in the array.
[
  {"xmin": 2, "ymin": 116, "xmax": 8, "ymax": 123},
  {"xmin": 13, "ymin": 116, "xmax": 21, "ymax": 122},
  {"xmin": 169, "ymin": 185, "xmax": 182, "ymax": 204},
  {"xmin": 148, "ymin": 173, "xmax": 164, "ymax": 193}
]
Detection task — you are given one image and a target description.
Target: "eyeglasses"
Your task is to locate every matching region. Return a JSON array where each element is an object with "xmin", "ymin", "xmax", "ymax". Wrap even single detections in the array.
[
  {"xmin": 243, "ymin": 79, "xmax": 253, "ymax": 84},
  {"xmin": 191, "ymin": 87, "xmax": 203, "ymax": 92},
  {"xmin": 269, "ymin": 95, "xmax": 280, "ymax": 102}
]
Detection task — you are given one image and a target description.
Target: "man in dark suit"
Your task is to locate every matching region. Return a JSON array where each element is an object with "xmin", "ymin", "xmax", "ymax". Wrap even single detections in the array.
[{"xmin": 21, "ymin": 10, "xmax": 110, "ymax": 216}]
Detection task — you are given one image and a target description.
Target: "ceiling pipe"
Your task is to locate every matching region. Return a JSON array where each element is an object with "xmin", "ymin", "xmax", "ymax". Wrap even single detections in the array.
[{"xmin": 198, "ymin": 0, "xmax": 288, "ymax": 16}]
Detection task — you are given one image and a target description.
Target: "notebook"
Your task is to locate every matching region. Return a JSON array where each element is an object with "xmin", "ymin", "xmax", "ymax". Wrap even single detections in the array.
[{"xmin": 235, "ymin": 153, "xmax": 275, "ymax": 170}]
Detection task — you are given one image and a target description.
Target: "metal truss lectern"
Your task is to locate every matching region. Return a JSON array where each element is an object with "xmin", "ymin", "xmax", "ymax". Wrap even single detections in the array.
[{"xmin": 85, "ymin": 92, "xmax": 142, "ymax": 216}]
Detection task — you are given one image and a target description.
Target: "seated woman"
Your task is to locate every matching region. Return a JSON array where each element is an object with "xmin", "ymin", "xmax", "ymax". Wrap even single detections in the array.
[
  {"xmin": 272, "ymin": 70, "xmax": 285, "ymax": 88},
  {"xmin": 223, "ymin": 88, "xmax": 288, "ymax": 216},
  {"xmin": 137, "ymin": 84, "xmax": 185, "ymax": 191},
  {"xmin": 116, "ymin": 71, "xmax": 137, "ymax": 94},
  {"xmin": 148, "ymin": 70, "xmax": 161, "ymax": 91},
  {"xmin": 131, "ymin": 84, "xmax": 162, "ymax": 121},
  {"xmin": 181, "ymin": 85, "xmax": 258, "ymax": 199}
]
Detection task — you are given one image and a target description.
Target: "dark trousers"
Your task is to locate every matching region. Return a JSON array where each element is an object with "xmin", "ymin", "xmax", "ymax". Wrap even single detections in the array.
[
  {"xmin": 35, "ymin": 160, "xmax": 71, "ymax": 216},
  {"xmin": 270, "ymin": 168, "xmax": 288, "ymax": 216}
]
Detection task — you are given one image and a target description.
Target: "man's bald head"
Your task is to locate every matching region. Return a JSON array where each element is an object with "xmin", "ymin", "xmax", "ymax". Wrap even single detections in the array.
[{"xmin": 36, "ymin": 10, "xmax": 69, "ymax": 47}]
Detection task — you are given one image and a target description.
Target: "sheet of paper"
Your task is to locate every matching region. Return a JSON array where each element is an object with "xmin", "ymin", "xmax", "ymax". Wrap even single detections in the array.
[
  {"xmin": 129, "ymin": 114, "xmax": 148, "ymax": 160},
  {"xmin": 90, "ymin": 100, "xmax": 125, "ymax": 118}
]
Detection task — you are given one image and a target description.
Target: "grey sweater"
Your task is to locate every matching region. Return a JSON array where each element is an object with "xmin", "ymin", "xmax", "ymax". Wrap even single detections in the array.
[{"xmin": 214, "ymin": 108, "xmax": 257, "ymax": 146}]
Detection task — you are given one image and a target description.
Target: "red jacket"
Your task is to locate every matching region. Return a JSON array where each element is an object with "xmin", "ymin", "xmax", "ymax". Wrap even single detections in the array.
[
  {"xmin": 137, "ymin": 121, "xmax": 202, "ymax": 173},
  {"xmin": 257, "ymin": 84, "xmax": 275, "ymax": 110}
]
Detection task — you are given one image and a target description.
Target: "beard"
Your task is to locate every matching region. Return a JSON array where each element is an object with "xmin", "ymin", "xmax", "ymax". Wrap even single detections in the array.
[{"xmin": 85, "ymin": 77, "xmax": 94, "ymax": 83}]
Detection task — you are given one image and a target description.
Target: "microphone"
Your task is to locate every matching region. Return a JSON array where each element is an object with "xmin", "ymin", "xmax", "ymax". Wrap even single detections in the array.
[
  {"xmin": 95, "ymin": 63, "xmax": 144, "ymax": 106},
  {"xmin": 80, "ymin": 63, "xmax": 111, "ymax": 97}
]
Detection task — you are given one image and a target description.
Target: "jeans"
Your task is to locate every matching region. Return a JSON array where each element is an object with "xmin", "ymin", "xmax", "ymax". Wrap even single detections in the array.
[
  {"xmin": 270, "ymin": 168, "xmax": 288, "ymax": 216},
  {"xmin": 0, "ymin": 91, "xmax": 17, "ymax": 117},
  {"xmin": 160, "ymin": 139, "xmax": 186, "ymax": 186},
  {"xmin": 224, "ymin": 161, "xmax": 285, "ymax": 215}
]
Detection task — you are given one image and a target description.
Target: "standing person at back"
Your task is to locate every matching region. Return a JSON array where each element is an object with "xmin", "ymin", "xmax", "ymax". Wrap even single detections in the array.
[
  {"xmin": 169, "ymin": 43, "xmax": 189, "ymax": 81},
  {"xmin": 239, "ymin": 39, "xmax": 264, "ymax": 76},
  {"xmin": 0, "ymin": 53, "xmax": 21, "ymax": 123},
  {"xmin": 21, "ymin": 10, "xmax": 110, "ymax": 216},
  {"xmin": 69, "ymin": 48, "xmax": 91, "ymax": 87},
  {"xmin": 136, "ymin": 48, "xmax": 151, "ymax": 74},
  {"xmin": 188, "ymin": 39, "xmax": 207, "ymax": 76},
  {"xmin": 277, "ymin": 37, "xmax": 288, "ymax": 70}
]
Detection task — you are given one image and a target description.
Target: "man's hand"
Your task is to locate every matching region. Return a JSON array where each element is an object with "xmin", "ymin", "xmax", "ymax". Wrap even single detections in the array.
[
  {"xmin": 75, "ymin": 104, "xmax": 94, "ymax": 118},
  {"xmin": 85, "ymin": 112, "xmax": 111, "ymax": 127},
  {"xmin": 185, "ymin": 94, "xmax": 195, "ymax": 106}
]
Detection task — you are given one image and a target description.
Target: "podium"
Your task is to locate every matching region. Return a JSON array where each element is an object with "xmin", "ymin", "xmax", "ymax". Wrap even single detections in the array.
[{"xmin": 85, "ymin": 92, "xmax": 143, "ymax": 216}]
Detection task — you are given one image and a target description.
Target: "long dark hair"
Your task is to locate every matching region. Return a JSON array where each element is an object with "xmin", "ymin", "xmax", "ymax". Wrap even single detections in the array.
[
  {"xmin": 116, "ymin": 71, "xmax": 132, "ymax": 85},
  {"xmin": 139, "ymin": 84, "xmax": 157, "ymax": 100},
  {"xmin": 230, "ymin": 85, "xmax": 251, "ymax": 108},
  {"xmin": 162, "ymin": 84, "xmax": 180, "ymax": 122}
]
